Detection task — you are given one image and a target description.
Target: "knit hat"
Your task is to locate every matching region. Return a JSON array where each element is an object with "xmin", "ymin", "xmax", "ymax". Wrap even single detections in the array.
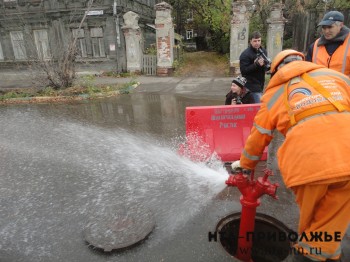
[
  {"xmin": 318, "ymin": 11, "xmax": 344, "ymax": 26},
  {"xmin": 232, "ymin": 76, "xmax": 247, "ymax": 88}
]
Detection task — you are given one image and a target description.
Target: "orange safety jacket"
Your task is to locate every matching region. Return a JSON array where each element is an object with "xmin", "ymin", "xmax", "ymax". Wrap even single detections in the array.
[
  {"xmin": 240, "ymin": 61, "xmax": 350, "ymax": 187},
  {"xmin": 312, "ymin": 33, "xmax": 350, "ymax": 77}
]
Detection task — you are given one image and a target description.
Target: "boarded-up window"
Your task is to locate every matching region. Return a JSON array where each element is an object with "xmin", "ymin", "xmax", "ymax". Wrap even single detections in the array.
[
  {"xmin": 10, "ymin": 31, "xmax": 27, "ymax": 60},
  {"xmin": 90, "ymin": 27, "xmax": 105, "ymax": 58},
  {"xmin": 72, "ymin": 28, "xmax": 87, "ymax": 58},
  {"xmin": 33, "ymin": 29, "xmax": 51, "ymax": 59}
]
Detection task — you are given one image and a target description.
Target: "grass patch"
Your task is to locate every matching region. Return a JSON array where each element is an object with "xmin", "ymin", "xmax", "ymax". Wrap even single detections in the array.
[
  {"xmin": 0, "ymin": 91, "xmax": 32, "ymax": 101},
  {"xmin": 119, "ymin": 80, "xmax": 140, "ymax": 94},
  {"xmin": 0, "ymin": 79, "xmax": 140, "ymax": 103},
  {"xmin": 101, "ymin": 71, "xmax": 140, "ymax": 78}
]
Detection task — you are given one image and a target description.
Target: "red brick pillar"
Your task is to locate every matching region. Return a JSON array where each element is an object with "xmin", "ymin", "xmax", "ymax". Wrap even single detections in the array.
[{"xmin": 155, "ymin": 2, "xmax": 174, "ymax": 77}]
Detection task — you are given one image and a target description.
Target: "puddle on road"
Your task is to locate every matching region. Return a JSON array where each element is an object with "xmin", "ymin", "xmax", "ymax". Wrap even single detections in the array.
[{"xmin": 0, "ymin": 93, "xmax": 230, "ymax": 261}]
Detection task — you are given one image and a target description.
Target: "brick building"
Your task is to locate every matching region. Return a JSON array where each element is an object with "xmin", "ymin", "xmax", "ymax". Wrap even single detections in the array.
[{"xmin": 0, "ymin": 0, "xmax": 161, "ymax": 72}]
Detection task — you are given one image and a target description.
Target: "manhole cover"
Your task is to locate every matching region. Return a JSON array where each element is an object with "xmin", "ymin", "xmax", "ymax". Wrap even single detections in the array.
[{"xmin": 83, "ymin": 203, "xmax": 155, "ymax": 252}]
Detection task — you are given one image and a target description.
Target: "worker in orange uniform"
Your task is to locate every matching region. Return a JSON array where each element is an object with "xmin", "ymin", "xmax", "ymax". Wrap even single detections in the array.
[
  {"xmin": 306, "ymin": 10, "xmax": 350, "ymax": 77},
  {"xmin": 232, "ymin": 49, "xmax": 350, "ymax": 261}
]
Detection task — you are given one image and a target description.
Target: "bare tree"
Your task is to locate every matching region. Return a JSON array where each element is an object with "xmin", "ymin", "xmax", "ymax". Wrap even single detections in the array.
[
  {"xmin": 1, "ymin": 0, "xmax": 95, "ymax": 90},
  {"xmin": 37, "ymin": 0, "xmax": 95, "ymax": 89}
]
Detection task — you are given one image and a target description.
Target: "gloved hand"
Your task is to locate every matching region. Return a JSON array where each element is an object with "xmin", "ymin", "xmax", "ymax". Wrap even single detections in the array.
[
  {"xmin": 231, "ymin": 160, "xmax": 241, "ymax": 170},
  {"xmin": 231, "ymin": 160, "xmax": 252, "ymax": 174}
]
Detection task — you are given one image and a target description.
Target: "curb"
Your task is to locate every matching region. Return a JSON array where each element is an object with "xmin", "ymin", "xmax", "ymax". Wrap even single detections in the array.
[{"xmin": 0, "ymin": 82, "xmax": 140, "ymax": 105}]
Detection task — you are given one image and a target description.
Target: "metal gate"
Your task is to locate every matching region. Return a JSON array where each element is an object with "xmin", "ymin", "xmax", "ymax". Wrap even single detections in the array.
[{"xmin": 142, "ymin": 55, "xmax": 157, "ymax": 75}]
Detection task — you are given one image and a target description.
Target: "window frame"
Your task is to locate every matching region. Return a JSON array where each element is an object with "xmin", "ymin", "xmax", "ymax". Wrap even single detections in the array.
[
  {"xmin": 186, "ymin": 29, "xmax": 193, "ymax": 40},
  {"xmin": 72, "ymin": 28, "xmax": 87, "ymax": 58},
  {"xmin": 33, "ymin": 29, "xmax": 51, "ymax": 60},
  {"xmin": 10, "ymin": 31, "xmax": 27, "ymax": 60},
  {"xmin": 90, "ymin": 27, "xmax": 106, "ymax": 58}
]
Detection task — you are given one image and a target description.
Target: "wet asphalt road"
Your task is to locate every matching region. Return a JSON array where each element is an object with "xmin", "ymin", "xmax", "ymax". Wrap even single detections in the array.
[{"xmin": 0, "ymin": 72, "xmax": 348, "ymax": 262}]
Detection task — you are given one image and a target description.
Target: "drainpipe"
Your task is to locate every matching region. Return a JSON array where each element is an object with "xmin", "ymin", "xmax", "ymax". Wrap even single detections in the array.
[{"xmin": 113, "ymin": 0, "xmax": 121, "ymax": 72}]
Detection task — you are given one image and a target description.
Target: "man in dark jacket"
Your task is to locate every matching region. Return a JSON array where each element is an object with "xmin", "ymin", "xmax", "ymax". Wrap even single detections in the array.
[
  {"xmin": 239, "ymin": 31, "xmax": 270, "ymax": 103},
  {"xmin": 225, "ymin": 76, "xmax": 255, "ymax": 105},
  {"xmin": 306, "ymin": 11, "xmax": 350, "ymax": 76}
]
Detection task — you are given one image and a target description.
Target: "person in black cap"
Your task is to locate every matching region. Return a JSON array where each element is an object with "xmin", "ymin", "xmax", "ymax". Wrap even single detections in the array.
[
  {"xmin": 306, "ymin": 10, "xmax": 350, "ymax": 77},
  {"xmin": 225, "ymin": 76, "xmax": 255, "ymax": 105}
]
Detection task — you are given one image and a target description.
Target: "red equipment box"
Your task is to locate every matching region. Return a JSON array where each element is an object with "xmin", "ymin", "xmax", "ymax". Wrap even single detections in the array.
[{"xmin": 180, "ymin": 104, "xmax": 268, "ymax": 162}]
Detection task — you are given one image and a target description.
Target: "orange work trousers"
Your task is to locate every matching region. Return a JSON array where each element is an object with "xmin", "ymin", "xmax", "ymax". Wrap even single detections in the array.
[{"xmin": 291, "ymin": 179, "xmax": 350, "ymax": 261}]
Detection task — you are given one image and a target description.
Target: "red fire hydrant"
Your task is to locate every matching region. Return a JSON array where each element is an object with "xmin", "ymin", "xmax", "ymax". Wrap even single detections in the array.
[{"xmin": 225, "ymin": 168, "xmax": 279, "ymax": 262}]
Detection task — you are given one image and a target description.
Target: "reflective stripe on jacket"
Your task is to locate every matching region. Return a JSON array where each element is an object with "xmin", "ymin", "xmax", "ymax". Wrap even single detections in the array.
[
  {"xmin": 240, "ymin": 61, "xmax": 350, "ymax": 187},
  {"xmin": 312, "ymin": 33, "xmax": 350, "ymax": 76}
]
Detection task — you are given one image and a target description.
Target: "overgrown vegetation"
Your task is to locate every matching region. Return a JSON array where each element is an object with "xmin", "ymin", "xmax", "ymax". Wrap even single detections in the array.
[
  {"xmin": 168, "ymin": 0, "xmax": 231, "ymax": 53},
  {"xmin": 167, "ymin": 0, "xmax": 350, "ymax": 53},
  {"xmin": 144, "ymin": 44, "xmax": 157, "ymax": 55},
  {"xmin": 0, "ymin": 78, "xmax": 139, "ymax": 102},
  {"xmin": 101, "ymin": 71, "xmax": 139, "ymax": 78}
]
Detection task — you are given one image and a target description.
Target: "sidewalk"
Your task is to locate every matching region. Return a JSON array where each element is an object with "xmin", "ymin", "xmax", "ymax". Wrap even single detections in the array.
[{"xmin": 0, "ymin": 69, "xmax": 232, "ymax": 99}]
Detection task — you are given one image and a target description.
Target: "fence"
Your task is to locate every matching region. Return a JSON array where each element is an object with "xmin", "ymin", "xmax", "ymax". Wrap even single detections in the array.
[
  {"xmin": 142, "ymin": 54, "xmax": 157, "ymax": 75},
  {"xmin": 142, "ymin": 46, "xmax": 183, "ymax": 76},
  {"xmin": 173, "ymin": 46, "xmax": 184, "ymax": 62}
]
